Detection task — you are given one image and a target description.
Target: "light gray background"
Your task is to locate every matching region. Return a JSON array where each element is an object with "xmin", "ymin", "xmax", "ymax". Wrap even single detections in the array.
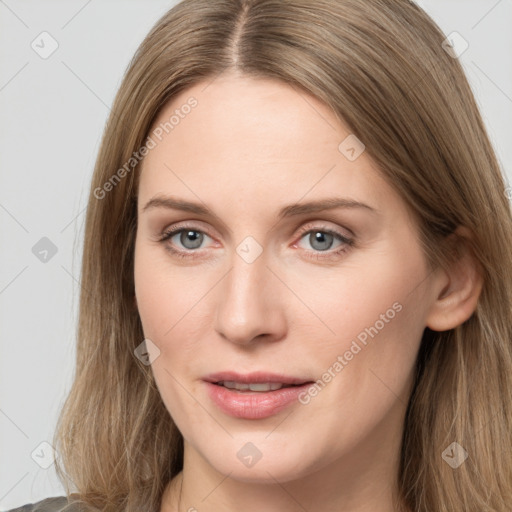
[{"xmin": 1, "ymin": 0, "xmax": 511, "ymax": 509}]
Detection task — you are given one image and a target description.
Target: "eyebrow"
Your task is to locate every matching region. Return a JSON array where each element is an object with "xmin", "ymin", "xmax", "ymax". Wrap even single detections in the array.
[{"xmin": 142, "ymin": 195, "xmax": 378, "ymax": 218}]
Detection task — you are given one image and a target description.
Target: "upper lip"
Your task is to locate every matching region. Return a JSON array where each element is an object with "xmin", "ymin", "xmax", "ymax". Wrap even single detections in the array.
[{"xmin": 203, "ymin": 371, "xmax": 313, "ymax": 385}]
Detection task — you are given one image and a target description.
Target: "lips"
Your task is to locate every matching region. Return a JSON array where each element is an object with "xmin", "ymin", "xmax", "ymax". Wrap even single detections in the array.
[{"xmin": 203, "ymin": 371, "xmax": 315, "ymax": 419}]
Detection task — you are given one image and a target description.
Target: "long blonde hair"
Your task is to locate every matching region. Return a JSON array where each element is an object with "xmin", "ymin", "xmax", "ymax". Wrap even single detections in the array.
[{"xmin": 54, "ymin": 1, "xmax": 512, "ymax": 510}]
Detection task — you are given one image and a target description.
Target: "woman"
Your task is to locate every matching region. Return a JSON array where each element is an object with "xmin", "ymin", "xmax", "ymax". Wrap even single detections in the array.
[{"xmin": 10, "ymin": 0, "xmax": 512, "ymax": 511}]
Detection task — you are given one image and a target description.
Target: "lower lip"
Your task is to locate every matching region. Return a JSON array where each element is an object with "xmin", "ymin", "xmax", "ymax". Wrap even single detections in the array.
[{"xmin": 204, "ymin": 381, "xmax": 313, "ymax": 419}]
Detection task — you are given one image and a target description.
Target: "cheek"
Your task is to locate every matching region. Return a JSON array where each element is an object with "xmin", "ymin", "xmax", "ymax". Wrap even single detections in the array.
[
  {"xmin": 291, "ymin": 249, "xmax": 428, "ymax": 427},
  {"xmin": 292, "ymin": 246, "xmax": 425, "ymax": 355},
  {"xmin": 134, "ymin": 241, "xmax": 212, "ymax": 343},
  {"xmin": 303, "ymin": 249, "xmax": 426, "ymax": 404},
  {"xmin": 285, "ymin": 255, "xmax": 426, "ymax": 457}
]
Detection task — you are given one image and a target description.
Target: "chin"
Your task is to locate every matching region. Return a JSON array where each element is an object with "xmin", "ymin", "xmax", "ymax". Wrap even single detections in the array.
[{"xmin": 200, "ymin": 443, "xmax": 321, "ymax": 484}]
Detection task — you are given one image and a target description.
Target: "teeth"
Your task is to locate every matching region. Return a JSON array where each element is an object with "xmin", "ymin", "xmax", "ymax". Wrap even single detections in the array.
[
  {"xmin": 223, "ymin": 381, "xmax": 250, "ymax": 391},
  {"xmin": 220, "ymin": 381, "xmax": 286, "ymax": 392}
]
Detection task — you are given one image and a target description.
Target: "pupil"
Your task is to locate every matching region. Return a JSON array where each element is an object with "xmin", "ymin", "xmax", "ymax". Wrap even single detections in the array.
[
  {"xmin": 311, "ymin": 231, "xmax": 333, "ymax": 251},
  {"xmin": 181, "ymin": 230, "xmax": 202, "ymax": 249}
]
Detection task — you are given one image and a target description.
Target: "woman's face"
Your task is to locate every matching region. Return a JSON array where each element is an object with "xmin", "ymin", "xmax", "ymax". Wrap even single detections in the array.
[{"xmin": 134, "ymin": 72, "xmax": 437, "ymax": 485}]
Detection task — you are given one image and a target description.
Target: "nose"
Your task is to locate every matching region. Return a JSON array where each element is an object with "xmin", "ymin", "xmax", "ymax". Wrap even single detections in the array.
[{"xmin": 214, "ymin": 247, "xmax": 287, "ymax": 346}]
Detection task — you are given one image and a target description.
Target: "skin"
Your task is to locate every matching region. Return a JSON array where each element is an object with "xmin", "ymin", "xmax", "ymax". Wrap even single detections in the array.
[{"xmin": 133, "ymin": 71, "xmax": 483, "ymax": 512}]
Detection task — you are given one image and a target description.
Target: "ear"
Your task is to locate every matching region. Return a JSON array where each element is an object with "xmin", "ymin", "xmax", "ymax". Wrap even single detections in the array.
[{"xmin": 425, "ymin": 227, "xmax": 484, "ymax": 332}]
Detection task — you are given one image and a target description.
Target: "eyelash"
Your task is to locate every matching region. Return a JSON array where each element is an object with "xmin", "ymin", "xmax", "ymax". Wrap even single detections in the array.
[{"xmin": 157, "ymin": 222, "xmax": 355, "ymax": 262}]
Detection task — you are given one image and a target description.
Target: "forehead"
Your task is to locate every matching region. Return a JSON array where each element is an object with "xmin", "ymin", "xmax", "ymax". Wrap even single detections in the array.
[{"xmin": 138, "ymin": 73, "xmax": 394, "ymax": 217}]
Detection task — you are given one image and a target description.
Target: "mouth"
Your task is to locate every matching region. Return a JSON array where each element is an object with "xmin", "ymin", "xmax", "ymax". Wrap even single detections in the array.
[
  {"xmin": 203, "ymin": 371, "xmax": 315, "ymax": 419},
  {"xmin": 214, "ymin": 381, "xmax": 302, "ymax": 392},
  {"xmin": 203, "ymin": 371, "xmax": 312, "ymax": 389}
]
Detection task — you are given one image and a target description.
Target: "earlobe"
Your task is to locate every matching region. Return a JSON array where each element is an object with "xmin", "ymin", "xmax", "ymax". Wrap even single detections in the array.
[{"xmin": 425, "ymin": 228, "xmax": 484, "ymax": 332}]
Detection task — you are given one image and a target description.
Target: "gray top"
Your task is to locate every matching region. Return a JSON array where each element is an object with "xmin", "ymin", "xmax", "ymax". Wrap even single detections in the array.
[{"xmin": 6, "ymin": 497, "xmax": 92, "ymax": 512}]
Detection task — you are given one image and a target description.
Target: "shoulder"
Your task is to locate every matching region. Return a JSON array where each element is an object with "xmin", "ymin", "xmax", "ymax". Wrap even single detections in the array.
[{"xmin": 6, "ymin": 496, "xmax": 93, "ymax": 512}]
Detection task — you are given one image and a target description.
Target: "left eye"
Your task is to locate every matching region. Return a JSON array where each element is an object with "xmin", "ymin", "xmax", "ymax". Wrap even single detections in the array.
[{"xmin": 297, "ymin": 229, "xmax": 346, "ymax": 252}]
